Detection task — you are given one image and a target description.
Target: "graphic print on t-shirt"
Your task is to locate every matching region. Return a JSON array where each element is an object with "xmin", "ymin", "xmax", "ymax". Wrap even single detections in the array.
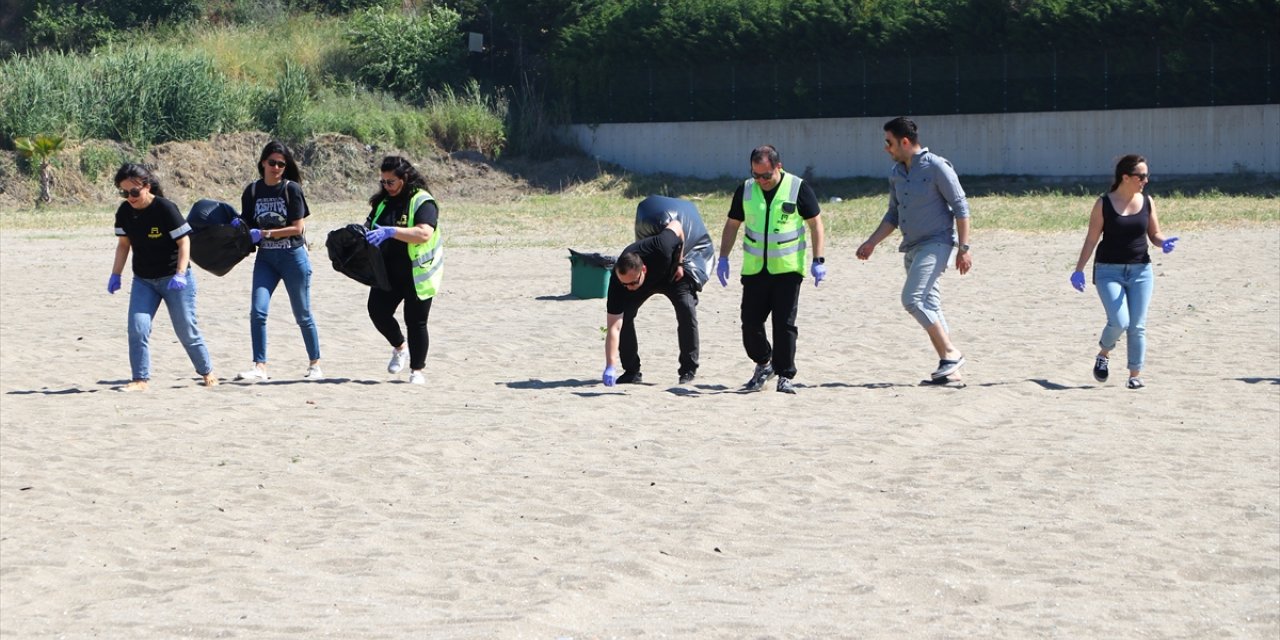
[
  {"xmin": 254, "ymin": 196, "xmax": 288, "ymax": 230},
  {"xmin": 148, "ymin": 226, "xmax": 162, "ymax": 239}
]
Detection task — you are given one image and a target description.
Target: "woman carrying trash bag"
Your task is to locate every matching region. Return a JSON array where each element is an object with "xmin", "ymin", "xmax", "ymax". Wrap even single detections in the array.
[
  {"xmin": 363, "ymin": 156, "xmax": 444, "ymax": 385},
  {"xmin": 107, "ymin": 163, "xmax": 218, "ymax": 391},
  {"xmin": 231, "ymin": 141, "xmax": 323, "ymax": 382}
]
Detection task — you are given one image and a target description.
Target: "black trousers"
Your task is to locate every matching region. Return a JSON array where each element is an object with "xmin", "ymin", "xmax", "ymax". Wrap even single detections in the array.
[
  {"xmin": 620, "ymin": 278, "xmax": 699, "ymax": 377},
  {"xmin": 368, "ymin": 284, "xmax": 433, "ymax": 370},
  {"xmin": 741, "ymin": 272, "xmax": 802, "ymax": 379}
]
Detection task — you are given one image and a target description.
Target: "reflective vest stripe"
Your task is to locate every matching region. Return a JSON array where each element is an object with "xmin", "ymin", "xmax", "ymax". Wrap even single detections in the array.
[{"xmin": 411, "ymin": 245, "xmax": 440, "ymax": 268}]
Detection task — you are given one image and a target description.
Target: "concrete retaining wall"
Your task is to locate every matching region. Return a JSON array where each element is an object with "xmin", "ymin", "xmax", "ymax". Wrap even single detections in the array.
[{"xmin": 563, "ymin": 105, "xmax": 1279, "ymax": 179}]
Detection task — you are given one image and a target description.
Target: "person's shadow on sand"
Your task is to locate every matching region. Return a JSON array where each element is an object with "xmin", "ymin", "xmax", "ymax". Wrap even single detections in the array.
[{"xmin": 504, "ymin": 378, "xmax": 599, "ymax": 390}]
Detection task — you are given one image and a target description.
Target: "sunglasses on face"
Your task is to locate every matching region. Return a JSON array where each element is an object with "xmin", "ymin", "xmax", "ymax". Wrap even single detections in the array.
[
  {"xmin": 265, "ymin": 159, "xmax": 287, "ymax": 168},
  {"xmin": 379, "ymin": 178, "xmax": 400, "ymax": 187},
  {"xmin": 119, "ymin": 186, "xmax": 145, "ymax": 198},
  {"xmin": 1128, "ymin": 172, "xmax": 1150, "ymax": 180},
  {"xmin": 751, "ymin": 169, "xmax": 775, "ymax": 180},
  {"xmin": 619, "ymin": 274, "xmax": 642, "ymax": 288}
]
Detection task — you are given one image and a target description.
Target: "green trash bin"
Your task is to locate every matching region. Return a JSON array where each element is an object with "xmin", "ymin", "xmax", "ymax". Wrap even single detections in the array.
[{"xmin": 568, "ymin": 249, "xmax": 615, "ymax": 299}]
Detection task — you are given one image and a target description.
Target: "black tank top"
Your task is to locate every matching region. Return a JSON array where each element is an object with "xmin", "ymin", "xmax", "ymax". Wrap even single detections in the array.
[{"xmin": 1095, "ymin": 194, "xmax": 1151, "ymax": 264}]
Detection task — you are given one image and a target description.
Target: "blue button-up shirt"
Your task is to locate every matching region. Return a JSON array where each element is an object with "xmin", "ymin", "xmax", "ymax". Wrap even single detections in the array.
[{"xmin": 882, "ymin": 148, "xmax": 970, "ymax": 252}]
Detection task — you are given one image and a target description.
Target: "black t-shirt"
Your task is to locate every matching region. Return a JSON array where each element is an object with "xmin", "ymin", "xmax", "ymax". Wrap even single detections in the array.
[
  {"xmin": 728, "ymin": 174, "xmax": 821, "ymax": 221},
  {"xmin": 240, "ymin": 179, "xmax": 308, "ymax": 250},
  {"xmin": 606, "ymin": 228, "xmax": 683, "ymax": 315},
  {"xmin": 114, "ymin": 197, "xmax": 191, "ymax": 279},
  {"xmin": 367, "ymin": 193, "xmax": 440, "ymax": 281}
]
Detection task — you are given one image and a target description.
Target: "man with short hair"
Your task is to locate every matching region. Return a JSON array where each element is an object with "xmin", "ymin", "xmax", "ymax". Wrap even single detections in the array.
[
  {"xmin": 857, "ymin": 117, "xmax": 972, "ymax": 382},
  {"xmin": 717, "ymin": 144, "xmax": 826, "ymax": 394},
  {"xmin": 602, "ymin": 219, "xmax": 699, "ymax": 386}
]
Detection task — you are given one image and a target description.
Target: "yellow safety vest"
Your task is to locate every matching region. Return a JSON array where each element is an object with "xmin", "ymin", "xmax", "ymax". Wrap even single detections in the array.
[
  {"xmin": 373, "ymin": 189, "xmax": 444, "ymax": 300},
  {"xmin": 741, "ymin": 172, "xmax": 806, "ymax": 276}
]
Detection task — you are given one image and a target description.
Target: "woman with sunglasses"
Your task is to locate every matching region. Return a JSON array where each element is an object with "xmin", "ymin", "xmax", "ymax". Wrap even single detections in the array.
[
  {"xmin": 1070, "ymin": 154, "xmax": 1179, "ymax": 389},
  {"xmin": 232, "ymin": 141, "xmax": 322, "ymax": 382},
  {"xmin": 362, "ymin": 156, "xmax": 444, "ymax": 385},
  {"xmin": 107, "ymin": 163, "xmax": 217, "ymax": 391}
]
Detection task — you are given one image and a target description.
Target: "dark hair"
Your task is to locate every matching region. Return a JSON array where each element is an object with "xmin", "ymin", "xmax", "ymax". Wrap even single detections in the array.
[
  {"xmin": 257, "ymin": 140, "xmax": 302, "ymax": 183},
  {"xmin": 615, "ymin": 251, "xmax": 644, "ymax": 275},
  {"xmin": 883, "ymin": 116, "xmax": 919, "ymax": 144},
  {"xmin": 113, "ymin": 163, "xmax": 166, "ymax": 198},
  {"xmin": 369, "ymin": 155, "xmax": 430, "ymax": 207},
  {"xmin": 750, "ymin": 145, "xmax": 780, "ymax": 167},
  {"xmin": 1109, "ymin": 154, "xmax": 1147, "ymax": 192}
]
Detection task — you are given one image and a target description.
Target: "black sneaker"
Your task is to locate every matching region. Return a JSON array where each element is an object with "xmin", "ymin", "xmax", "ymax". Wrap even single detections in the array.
[
  {"xmin": 744, "ymin": 362, "xmax": 774, "ymax": 391},
  {"xmin": 616, "ymin": 371, "xmax": 643, "ymax": 384},
  {"xmin": 776, "ymin": 376, "xmax": 797, "ymax": 394},
  {"xmin": 1093, "ymin": 355, "xmax": 1109, "ymax": 382},
  {"xmin": 678, "ymin": 371, "xmax": 696, "ymax": 385}
]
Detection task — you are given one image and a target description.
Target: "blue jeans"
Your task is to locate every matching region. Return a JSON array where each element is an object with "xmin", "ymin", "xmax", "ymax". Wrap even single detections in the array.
[
  {"xmin": 250, "ymin": 246, "xmax": 320, "ymax": 363},
  {"xmin": 1094, "ymin": 262, "xmax": 1154, "ymax": 372},
  {"xmin": 127, "ymin": 269, "xmax": 213, "ymax": 381},
  {"xmin": 901, "ymin": 241, "xmax": 953, "ymax": 330}
]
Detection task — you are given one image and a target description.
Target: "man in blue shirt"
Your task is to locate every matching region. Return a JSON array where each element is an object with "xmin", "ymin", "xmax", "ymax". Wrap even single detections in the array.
[{"xmin": 856, "ymin": 117, "xmax": 972, "ymax": 382}]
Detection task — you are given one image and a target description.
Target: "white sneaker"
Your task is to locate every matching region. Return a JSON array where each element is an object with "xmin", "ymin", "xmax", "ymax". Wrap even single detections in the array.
[
  {"xmin": 408, "ymin": 370, "xmax": 426, "ymax": 385},
  {"xmin": 303, "ymin": 365, "xmax": 324, "ymax": 380},
  {"xmin": 235, "ymin": 367, "xmax": 268, "ymax": 381},
  {"xmin": 387, "ymin": 347, "xmax": 409, "ymax": 374}
]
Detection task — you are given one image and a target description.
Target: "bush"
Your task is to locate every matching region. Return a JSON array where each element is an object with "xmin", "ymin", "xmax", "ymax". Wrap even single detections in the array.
[
  {"xmin": 344, "ymin": 5, "xmax": 465, "ymax": 100},
  {"xmin": 301, "ymin": 87, "xmax": 431, "ymax": 149},
  {"xmin": 423, "ymin": 80, "xmax": 507, "ymax": 158},
  {"xmin": 79, "ymin": 141, "xmax": 128, "ymax": 179},
  {"xmin": 259, "ymin": 61, "xmax": 312, "ymax": 142},
  {"xmin": 24, "ymin": 1, "xmax": 114, "ymax": 51},
  {"xmin": 0, "ymin": 46, "xmax": 250, "ymax": 148}
]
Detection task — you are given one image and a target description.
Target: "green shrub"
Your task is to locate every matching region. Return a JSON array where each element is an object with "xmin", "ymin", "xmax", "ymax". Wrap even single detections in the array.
[
  {"xmin": 79, "ymin": 141, "xmax": 127, "ymax": 179},
  {"xmin": 302, "ymin": 87, "xmax": 431, "ymax": 149},
  {"xmin": 259, "ymin": 60, "xmax": 312, "ymax": 142},
  {"xmin": 24, "ymin": 1, "xmax": 114, "ymax": 51},
  {"xmin": 344, "ymin": 5, "xmax": 465, "ymax": 100},
  {"xmin": 423, "ymin": 80, "xmax": 507, "ymax": 157}
]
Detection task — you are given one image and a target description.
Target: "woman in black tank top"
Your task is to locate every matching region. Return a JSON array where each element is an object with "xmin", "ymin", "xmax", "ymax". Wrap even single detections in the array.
[{"xmin": 1070, "ymin": 154, "xmax": 1180, "ymax": 389}]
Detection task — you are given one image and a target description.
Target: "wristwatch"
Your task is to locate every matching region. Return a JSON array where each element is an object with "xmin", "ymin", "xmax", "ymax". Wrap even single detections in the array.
[
  {"xmin": 813, "ymin": 256, "xmax": 826, "ymax": 264},
  {"xmin": 957, "ymin": 243, "xmax": 971, "ymax": 254}
]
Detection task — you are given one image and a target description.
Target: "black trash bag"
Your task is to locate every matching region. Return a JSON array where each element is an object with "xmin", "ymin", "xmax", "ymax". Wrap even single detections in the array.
[
  {"xmin": 326, "ymin": 223, "xmax": 391, "ymax": 291},
  {"xmin": 568, "ymin": 249, "xmax": 616, "ymax": 270},
  {"xmin": 187, "ymin": 199, "xmax": 252, "ymax": 277},
  {"xmin": 635, "ymin": 194, "xmax": 714, "ymax": 290}
]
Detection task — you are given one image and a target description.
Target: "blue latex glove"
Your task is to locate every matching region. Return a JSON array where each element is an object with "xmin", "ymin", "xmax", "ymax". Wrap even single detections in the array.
[
  {"xmin": 107, "ymin": 273, "xmax": 122, "ymax": 294},
  {"xmin": 811, "ymin": 261, "xmax": 827, "ymax": 287},
  {"xmin": 1162, "ymin": 236, "xmax": 1179, "ymax": 254},
  {"xmin": 716, "ymin": 256, "xmax": 730, "ymax": 287},
  {"xmin": 167, "ymin": 272, "xmax": 188, "ymax": 291},
  {"xmin": 1070, "ymin": 271, "xmax": 1086, "ymax": 292},
  {"xmin": 603, "ymin": 365, "xmax": 617, "ymax": 387},
  {"xmin": 249, "ymin": 228, "xmax": 262, "ymax": 244},
  {"xmin": 366, "ymin": 226, "xmax": 397, "ymax": 247},
  {"xmin": 230, "ymin": 217, "xmax": 243, "ymax": 228}
]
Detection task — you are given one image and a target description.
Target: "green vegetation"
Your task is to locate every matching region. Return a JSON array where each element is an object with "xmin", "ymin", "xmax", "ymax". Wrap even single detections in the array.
[{"xmin": 13, "ymin": 133, "xmax": 65, "ymax": 204}]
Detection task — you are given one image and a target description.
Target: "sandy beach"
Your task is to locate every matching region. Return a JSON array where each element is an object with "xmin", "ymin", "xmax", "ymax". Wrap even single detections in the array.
[{"xmin": 1, "ymin": 222, "xmax": 1277, "ymax": 638}]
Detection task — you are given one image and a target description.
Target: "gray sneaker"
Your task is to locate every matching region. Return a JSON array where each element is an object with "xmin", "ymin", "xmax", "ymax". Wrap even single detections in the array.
[
  {"xmin": 776, "ymin": 376, "xmax": 797, "ymax": 394},
  {"xmin": 744, "ymin": 362, "xmax": 774, "ymax": 391}
]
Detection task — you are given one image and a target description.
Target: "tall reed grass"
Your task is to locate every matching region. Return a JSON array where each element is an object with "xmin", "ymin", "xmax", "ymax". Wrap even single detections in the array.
[
  {"xmin": 423, "ymin": 80, "xmax": 508, "ymax": 158},
  {"xmin": 1, "ymin": 46, "xmax": 249, "ymax": 147}
]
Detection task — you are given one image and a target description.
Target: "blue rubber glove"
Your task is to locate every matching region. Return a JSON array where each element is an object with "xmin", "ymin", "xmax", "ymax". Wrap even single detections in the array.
[
  {"xmin": 249, "ymin": 228, "xmax": 262, "ymax": 244},
  {"xmin": 811, "ymin": 261, "xmax": 827, "ymax": 287},
  {"xmin": 1162, "ymin": 236, "xmax": 1179, "ymax": 254},
  {"xmin": 107, "ymin": 273, "xmax": 122, "ymax": 294},
  {"xmin": 230, "ymin": 217, "xmax": 243, "ymax": 228},
  {"xmin": 603, "ymin": 365, "xmax": 617, "ymax": 387},
  {"xmin": 1070, "ymin": 271, "xmax": 1086, "ymax": 292},
  {"xmin": 167, "ymin": 272, "xmax": 188, "ymax": 291},
  {"xmin": 366, "ymin": 226, "xmax": 397, "ymax": 247},
  {"xmin": 716, "ymin": 256, "xmax": 730, "ymax": 287}
]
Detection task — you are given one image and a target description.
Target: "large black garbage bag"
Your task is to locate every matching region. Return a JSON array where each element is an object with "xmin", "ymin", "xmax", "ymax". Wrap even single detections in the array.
[
  {"xmin": 567, "ymin": 249, "xmax": 616, "ymax": 270},
  {"xmin": 187, "ymin": 199, "xmax": 252, "ymax": 277},
  {"xmin": 326, "ymin": 224, "xmax": 391, "ymax": 291},
  {"xmin": 635, "ymin": 195, "xmax": 714, "ymax": 290}
]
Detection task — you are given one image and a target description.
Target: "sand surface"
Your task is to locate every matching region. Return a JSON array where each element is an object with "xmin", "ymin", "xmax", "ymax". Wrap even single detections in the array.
[{"xmin": 2, "ymin": 224, "xmax": 1277, "ymax": 638}]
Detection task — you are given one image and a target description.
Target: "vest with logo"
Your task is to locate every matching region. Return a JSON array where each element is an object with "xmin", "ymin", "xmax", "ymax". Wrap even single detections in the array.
[
  {"xmin": 372, "ymin": 189, "xmax": 444, "ymax": 300},
  {"xmin": 741, "ymin": 172, "xmax": 807, "ymax": 276}
]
